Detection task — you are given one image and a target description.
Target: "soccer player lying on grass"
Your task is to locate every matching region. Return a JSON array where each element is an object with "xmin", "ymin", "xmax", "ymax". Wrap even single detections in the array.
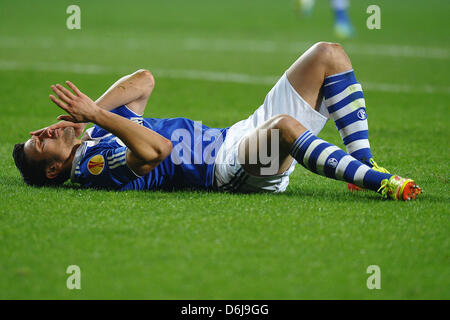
[{"xmin": 13, "ymin": 42, "xmax": 421, "ymax": 200}]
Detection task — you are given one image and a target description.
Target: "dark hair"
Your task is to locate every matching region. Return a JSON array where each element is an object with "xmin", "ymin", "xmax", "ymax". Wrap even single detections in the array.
[{"xmin": 12, "ymin": 143, "xmax": 69, "ymax": 187}]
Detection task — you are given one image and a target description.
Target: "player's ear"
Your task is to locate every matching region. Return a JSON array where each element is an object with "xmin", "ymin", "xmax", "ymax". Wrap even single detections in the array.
[{"xmin": 45, "ymin": 161, "xmax": 63, "ymax": 179}]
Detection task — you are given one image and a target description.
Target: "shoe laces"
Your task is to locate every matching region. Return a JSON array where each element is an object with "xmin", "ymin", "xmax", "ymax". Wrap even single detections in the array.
[
  {"xmin": 369, "ymin": 158, "xmax": 390, "ymax": 173},
  {"xmin": 377, "ymin": 178, "xmax": 390, "ymax": 198}
]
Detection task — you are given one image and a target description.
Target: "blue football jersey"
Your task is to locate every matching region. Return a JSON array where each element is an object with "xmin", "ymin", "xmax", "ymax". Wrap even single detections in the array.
[{"xmin": 70, "ymin": 105, "xmax": 228, "ymax": 190}]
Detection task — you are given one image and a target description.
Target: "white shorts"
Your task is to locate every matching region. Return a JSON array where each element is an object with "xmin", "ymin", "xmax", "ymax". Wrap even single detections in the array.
[{"xmin": 213, "ymin": 72, "xmax": 330, "ymax": 193}]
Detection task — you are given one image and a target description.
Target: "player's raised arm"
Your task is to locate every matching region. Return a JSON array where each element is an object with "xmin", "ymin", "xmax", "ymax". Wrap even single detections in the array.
[
  {"xmin": 49, "ymin": 81, "xmax": 172, "ymax": 176},
  {"xmin": 95, "ymin": 68, "xmax": 155, "ymax": 115},
  {"xmin": 30, "ymin": 69, "xmax": 154, "ymax": 138}
]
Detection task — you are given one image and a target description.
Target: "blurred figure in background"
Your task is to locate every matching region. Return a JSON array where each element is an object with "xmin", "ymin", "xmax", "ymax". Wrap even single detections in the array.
[{"xmin": 298, "ymin": 0, "xmax": 355, "ymax": 39}]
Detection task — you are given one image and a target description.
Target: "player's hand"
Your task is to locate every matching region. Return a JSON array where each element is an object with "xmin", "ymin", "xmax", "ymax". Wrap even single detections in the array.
[
  {"xmin": 49, "ymin": 81, "xmax": 101, "ymax": 123},
  {"xmin": 30, "ymin": 120, "xmax": 86, "ymax": 138}
]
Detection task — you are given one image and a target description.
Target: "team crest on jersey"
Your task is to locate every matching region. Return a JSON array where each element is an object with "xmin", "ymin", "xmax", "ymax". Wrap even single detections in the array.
[{"xmin": 87, "ymin": 154, "xmax": 105, "ymax": 175}]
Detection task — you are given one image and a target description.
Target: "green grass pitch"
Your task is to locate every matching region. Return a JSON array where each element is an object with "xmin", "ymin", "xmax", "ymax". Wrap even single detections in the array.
[{"xmin": 0, "ymin": 0, "xmax": 449, "ymax": 299}]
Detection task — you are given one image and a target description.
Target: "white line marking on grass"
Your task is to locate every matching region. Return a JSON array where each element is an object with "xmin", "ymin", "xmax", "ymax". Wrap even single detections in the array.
[
  {"xmin": 180, "ymin": 38, "xmax": 450, "ymax": 60},
  {"xmin": 155, "ymin": 68, "xmax": 278, "ymax": 86},
  {"xmin": 0, "ymin": 60, "xmax": 449, "ymax": 95},
  {"xmin": 183, "ymin": 38, "xmax": 450, "ymax": 60},
  {"xmin": 1, "ymin": 35, "xmax": 449, "ymax": 60}
]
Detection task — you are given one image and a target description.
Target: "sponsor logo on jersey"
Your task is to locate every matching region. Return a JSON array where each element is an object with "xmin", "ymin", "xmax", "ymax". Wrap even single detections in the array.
[{"xmin": 87, "ymin": 154, "xmax": 105, "ymax": 175}]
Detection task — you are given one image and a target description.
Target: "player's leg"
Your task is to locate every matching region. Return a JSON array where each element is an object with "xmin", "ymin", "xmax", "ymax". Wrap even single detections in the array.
[
  {"xmin": 330, "ymin": 0, "xmax": 354, "ymax": 39},
  {"xmin": 238, "ymin": 114, "xmax": 421, "ymax": 200},
  {"xmin": 238, "ymin": 114, "xmax": 297, "ymax": 177},
  {"xmin": 287, "ymin": 41, "xmax": 352, "ymax": 111},
  {"xmin": 287, "ymin": 42, "xmax": 383, "ymax": 169}
]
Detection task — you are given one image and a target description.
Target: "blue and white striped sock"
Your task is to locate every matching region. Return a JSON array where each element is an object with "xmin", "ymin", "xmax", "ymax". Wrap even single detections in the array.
[
  {"xmin": 323, "ymin": 70, "xmax": 373, "ymax": 166},
  {"xmin": 290, "ymin": 130, "xmax": 392, "ymax": 191},
  {"xmin": 331, "ymin": 0, "xmax": 349, "ymax": 22}
]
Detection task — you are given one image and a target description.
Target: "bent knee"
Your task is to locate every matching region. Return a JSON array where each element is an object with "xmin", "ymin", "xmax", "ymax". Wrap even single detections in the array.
[
  {"xmin": 312, "ymin": 41, "xmax": 344, "ymax": 58},
  {"xmin": 271, "ymin": 114, "xmax": 299, "ymax": 129},
  {"xmin": 270, "ymin": 114, "xmax": 307, "ymax": 144}
]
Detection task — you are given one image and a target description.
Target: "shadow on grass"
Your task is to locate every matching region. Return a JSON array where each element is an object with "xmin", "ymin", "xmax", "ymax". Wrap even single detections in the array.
[{"xmin": 3, "ymin": 175, "xmax": 436, "ymax": 203}]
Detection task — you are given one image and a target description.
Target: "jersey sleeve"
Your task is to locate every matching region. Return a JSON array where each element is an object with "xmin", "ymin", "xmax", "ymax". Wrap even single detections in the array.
[
  {"xmin": 89, "ymin": 105, "xmax": 144, "ymax": 138},
  {"xmin": 74, "ymin": 145, "xmax": 141, "ymax": 189}
]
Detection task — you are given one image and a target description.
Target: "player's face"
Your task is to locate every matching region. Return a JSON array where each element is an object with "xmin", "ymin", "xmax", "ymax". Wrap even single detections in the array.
[{"xmin": 24, "ymin": 127, "xmax": 76, "ymax": 163}]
